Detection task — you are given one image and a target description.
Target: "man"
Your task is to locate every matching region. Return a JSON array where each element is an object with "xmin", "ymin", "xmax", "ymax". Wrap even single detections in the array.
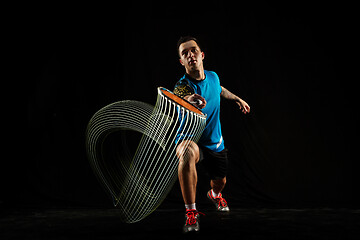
[{"xmin": 174, "ymin": 36, "xmax": 250, "ymax": 233}]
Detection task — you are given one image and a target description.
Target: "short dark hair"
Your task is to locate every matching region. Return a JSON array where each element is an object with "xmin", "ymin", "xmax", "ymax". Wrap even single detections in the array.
[{"xmin": 177, "ymin": 36, "xmax": 202, "ymax": 56}]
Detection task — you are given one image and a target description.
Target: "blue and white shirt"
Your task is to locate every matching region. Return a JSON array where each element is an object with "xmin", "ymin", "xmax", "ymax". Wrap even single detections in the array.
[{"xmin": 174, "ymin": 70, "xmax": 224, "ymax": 152}]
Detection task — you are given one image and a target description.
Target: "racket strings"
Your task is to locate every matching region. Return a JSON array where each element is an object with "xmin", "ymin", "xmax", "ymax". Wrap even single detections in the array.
[{"xmin": 86, "ymin": 88, "xmax": 206, "ymax": 223}]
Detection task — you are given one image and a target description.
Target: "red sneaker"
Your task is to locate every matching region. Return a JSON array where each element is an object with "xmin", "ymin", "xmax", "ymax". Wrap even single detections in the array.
[
  {"xmin": 183, "ymin": 209, "xmax": 203, "ymax": 233},
  {"xmin": 207, "ymin": 190, "xmax": 230, "ymax": 212}
]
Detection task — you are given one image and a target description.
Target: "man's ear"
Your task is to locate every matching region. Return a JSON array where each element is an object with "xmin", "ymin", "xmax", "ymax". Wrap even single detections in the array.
[
  {"xmin": 201, "ymin": 52, "xmax": 205, "ymax": 60},
  {"xmin": 179, "ymin": 58, "xmax": 185, "ymax": 66}
]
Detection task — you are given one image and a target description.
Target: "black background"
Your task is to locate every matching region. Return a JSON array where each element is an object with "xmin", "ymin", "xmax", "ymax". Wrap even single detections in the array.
[{"xmin": 7, "ymin": 2, "xmax": 358, "ymax": 209}]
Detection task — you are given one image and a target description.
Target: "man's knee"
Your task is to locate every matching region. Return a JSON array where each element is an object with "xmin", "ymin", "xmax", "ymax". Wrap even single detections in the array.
[{"xmin": 176, "ymin": 140, "xmax": 200, "ymax": 165}]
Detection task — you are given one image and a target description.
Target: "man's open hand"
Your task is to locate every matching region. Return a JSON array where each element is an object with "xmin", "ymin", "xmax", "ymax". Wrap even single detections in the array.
[{"xmin": 235, "ymin": 97, "xmax": 250, "ymax": 114}]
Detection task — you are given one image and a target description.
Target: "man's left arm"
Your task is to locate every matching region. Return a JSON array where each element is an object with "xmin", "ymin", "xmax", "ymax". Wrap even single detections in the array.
[{"xmin": 220, "ymin": 86, "xmax": 250, "ymax": 114}]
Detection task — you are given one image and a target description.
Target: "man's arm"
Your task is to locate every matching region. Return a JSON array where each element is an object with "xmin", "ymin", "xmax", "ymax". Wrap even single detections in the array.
[{"xmin": 221, "ymin": 86, "xmax": 250, "ymax": 114}]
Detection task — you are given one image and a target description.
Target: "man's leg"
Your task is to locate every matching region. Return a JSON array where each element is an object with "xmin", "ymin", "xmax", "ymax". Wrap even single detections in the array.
[
  {"xmin": 203, "ymin": 148, "xmax": 229, "ymax": 212},
  {"xmin": 176, "ymin": 140, "xmax": 200, "ymax": 206},
  {"xmin": 176, "ymin": 140, "xmax": 202, "ymax": 233},
  {"xmin": 211, "ymin": 177, "xmax": 227, "ymax": 195}
]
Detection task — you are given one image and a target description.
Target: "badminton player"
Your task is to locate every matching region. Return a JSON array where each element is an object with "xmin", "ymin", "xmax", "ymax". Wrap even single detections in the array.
[{"xmin": 174, "ymin": 36, "xmax": 250, "ymax": 233}]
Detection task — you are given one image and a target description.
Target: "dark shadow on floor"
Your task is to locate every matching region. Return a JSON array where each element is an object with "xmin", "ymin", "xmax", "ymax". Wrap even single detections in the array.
[{"xmin": 1, "ymin": 207, "xmax": 360, "ymax": 239}]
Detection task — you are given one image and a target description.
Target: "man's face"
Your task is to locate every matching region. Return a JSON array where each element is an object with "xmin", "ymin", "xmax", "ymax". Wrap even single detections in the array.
[{"xmin": 178, "ymin": 40, "xmax": 204, "ymax": 71}]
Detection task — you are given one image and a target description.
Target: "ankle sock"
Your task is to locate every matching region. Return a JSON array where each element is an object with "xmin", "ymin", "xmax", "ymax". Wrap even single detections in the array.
[
  {"xmin": 185, "ymin": 203, "xmax": 196, "ymax": 211},
  {"xmin": 211, "ymin": 189, "xmax": 220, "ymax": 198}
]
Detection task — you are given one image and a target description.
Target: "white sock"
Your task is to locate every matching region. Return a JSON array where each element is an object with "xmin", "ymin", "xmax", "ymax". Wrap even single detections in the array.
[
  {"xmin": 211, "ymin": 189, "xmax": 220, "ymax": 198},
  {"xmin": 185, "ymin": 203, "xmax": 196, "ymax": 211}
]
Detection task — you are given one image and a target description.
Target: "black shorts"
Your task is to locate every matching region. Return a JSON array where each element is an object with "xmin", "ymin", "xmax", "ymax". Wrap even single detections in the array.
[{"xmin": 198, "ymin": 146, "xmax": 228, "ymax": 180}]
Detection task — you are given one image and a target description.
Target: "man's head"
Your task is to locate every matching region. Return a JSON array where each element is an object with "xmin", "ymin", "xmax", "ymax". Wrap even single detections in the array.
[{"xmin": 177, "ymin": 36, "xmax": 204, "ymax": 72}]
